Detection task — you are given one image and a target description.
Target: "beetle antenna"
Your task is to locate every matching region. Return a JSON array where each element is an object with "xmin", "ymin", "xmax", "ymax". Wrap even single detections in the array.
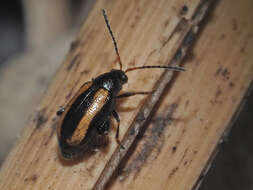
[
  {"xmin": 125, "ymin": 65, "xmax": 185, "ymax": 73},
  {"xmin": 102, "ymin": 9, "xmax": 122, "ymax": 70}
]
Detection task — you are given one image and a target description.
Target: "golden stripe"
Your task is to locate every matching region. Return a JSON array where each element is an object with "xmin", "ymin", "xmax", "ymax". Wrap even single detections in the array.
[{"xmin": 66, "ymin": 88, "xmax": 109, "ymax": 145}]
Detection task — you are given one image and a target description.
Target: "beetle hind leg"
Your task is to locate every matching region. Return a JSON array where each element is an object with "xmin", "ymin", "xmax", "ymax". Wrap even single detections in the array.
[
  {"xmin": 97, "ymin": 120, "xmax": 110, "ymax": 135},
  {"xmin": 112, "ymin": 110, "xmax": 121, "ymax": 145},
  {"xmin": 94, "ymin": 120, "xmax": 110, "ymax": 150}
]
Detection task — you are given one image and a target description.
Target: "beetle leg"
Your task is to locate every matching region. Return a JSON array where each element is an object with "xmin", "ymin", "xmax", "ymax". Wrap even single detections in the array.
[
  {"xmin": 103, "ymin": 120, "xmax": 110, "ymax": 135},
  {"xmin": 116, "ymin": 91, "xmax": 153, "ymax": 98},
  {"xmin": 112, "ymin": 110, "xmax": 121, "ymax": 144},
  {"xmin": 97, "ymin": 120, "xmax": 110, "ymax": 135},
  {"xmin": 56, "ymin": 107, "xmax": 65, "ymax": 116}
]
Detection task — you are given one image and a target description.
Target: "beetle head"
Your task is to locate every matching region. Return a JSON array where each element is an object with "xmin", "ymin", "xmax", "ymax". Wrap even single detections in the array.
[{"xmin": 111, "ymin": 69, "xmax": 128, "ymax": 85}]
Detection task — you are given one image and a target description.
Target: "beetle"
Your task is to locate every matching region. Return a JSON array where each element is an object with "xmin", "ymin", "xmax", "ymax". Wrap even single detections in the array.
[{"xmin": 57, "ymin": 9, "xmax": 184, "ymax": 159}]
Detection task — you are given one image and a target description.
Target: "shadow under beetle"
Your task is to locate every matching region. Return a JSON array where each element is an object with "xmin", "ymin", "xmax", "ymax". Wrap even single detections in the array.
[{"xmin": 57, "ymin": 9, "xmax": 184, "ymax": 159}]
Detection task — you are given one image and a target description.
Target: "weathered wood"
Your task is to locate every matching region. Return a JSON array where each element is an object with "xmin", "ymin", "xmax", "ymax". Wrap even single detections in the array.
[
  {"xmin": 0, "ymin": 32, "xmax": 74, "ymax": 164},
  {"xmin": 0, "ymin": 0, "xmax": 252, "ymax": 190},
  {"xmin": 94, "ymin": 1, "xmax": 214, "ymax": 189}
]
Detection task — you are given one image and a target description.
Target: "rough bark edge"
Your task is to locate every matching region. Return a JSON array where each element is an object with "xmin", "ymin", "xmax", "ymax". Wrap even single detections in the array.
[{"xmin": 192, "ymin": 79, "xmax": 253, "ymax": 190}]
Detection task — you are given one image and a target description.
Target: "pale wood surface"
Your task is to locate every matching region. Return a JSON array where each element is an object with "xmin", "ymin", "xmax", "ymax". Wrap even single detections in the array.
[{"xmin": 0, "ymin": 0, "xmax": 253, "ymax": 190}]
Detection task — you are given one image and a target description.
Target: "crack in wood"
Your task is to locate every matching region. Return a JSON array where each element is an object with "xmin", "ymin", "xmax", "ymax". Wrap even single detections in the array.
[{"xmin": 93, "ymin": 0, "xmax": 217, "ymax": 189}]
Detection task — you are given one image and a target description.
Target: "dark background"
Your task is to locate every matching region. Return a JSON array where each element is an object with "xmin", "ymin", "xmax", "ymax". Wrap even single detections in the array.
[{"xmin": 0, "ymin": 1, "xmax": 24, "ymax": 66}]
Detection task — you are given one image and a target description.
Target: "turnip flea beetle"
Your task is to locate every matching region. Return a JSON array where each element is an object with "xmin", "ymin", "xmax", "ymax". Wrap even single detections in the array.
[{"xmin": 57, "ymin": 9, "xmax": 184, "ymax": 159}]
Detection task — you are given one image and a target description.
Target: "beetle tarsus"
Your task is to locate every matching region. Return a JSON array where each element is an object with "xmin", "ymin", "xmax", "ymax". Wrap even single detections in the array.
[
  {"xmin": 120, "ymin": 145, "xmax": 126, "ymax": 151},
  {"xmin": 56, "ymin": 107, "xmax": 65, "ymax": 116}
]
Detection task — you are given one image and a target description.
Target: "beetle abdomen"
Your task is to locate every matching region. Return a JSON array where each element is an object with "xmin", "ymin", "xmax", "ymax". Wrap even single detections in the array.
[
  {"xmin": 66, "ymin": 88, "xmax": 109, "ymax": 145},
  {"xmin": 57, "ymin": 81, "xmax": 114, "ymax": 158}
]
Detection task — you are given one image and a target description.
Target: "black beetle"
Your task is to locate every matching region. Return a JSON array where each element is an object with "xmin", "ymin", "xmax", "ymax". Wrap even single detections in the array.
[{"xmin": 57, "ymin": 9, "xmax": 184, "ymax": 159}]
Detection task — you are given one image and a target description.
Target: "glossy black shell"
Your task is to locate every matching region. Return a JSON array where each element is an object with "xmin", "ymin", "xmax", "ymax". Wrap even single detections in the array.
[{"xmin": 58, "ymin": 70, "xmax": 128, "ymax": 159}]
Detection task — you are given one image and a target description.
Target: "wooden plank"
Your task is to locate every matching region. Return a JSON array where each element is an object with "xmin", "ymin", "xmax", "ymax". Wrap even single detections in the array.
[
  {"xmin": 106, "ymin": 0, "xmax": 253, "ymax": 189},
  {"xmin": 0, "ymin": 0, "xmax": 252, "ymax": 190}
]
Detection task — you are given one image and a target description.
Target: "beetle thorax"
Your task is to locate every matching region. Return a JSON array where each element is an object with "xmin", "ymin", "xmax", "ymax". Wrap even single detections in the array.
[{"xmin": 93, "ymin": 69, "xmax": 128, "ymax": 95}]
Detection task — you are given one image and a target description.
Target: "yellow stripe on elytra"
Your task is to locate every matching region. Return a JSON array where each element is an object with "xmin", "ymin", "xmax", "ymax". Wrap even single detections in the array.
[{"xmin": 67, "ymin": 88, "xmax": 109, "ymax": 145}]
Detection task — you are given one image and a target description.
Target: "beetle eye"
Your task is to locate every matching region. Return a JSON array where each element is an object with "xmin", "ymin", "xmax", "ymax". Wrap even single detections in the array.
[{"xmin": 121, "ymin": 73, "xmax": 128, "ymax": 83}]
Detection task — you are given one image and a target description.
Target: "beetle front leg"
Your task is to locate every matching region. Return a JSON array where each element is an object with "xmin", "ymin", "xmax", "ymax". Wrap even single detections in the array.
[
  {"xmin": 56, "ymin": 107, "xmax": 65, "ymax": 116},
  {"xmin": 116, "ymin": 91, "xmax": 153, "ymax": 98}
]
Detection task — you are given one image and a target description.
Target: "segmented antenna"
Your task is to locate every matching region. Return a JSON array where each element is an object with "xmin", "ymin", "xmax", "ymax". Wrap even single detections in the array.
[
  {"xmin": 125, "ymin": 65, "xmax": 185, "ymax": 73},
  {"xmin": 102, "ymin": 9, "xmax": 122, "ymax": 70}
]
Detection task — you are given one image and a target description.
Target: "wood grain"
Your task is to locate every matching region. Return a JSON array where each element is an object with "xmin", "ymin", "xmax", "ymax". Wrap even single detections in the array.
[{"xmin": 0, "ymin": 0, "xmax": 252, "ymax": 190}]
